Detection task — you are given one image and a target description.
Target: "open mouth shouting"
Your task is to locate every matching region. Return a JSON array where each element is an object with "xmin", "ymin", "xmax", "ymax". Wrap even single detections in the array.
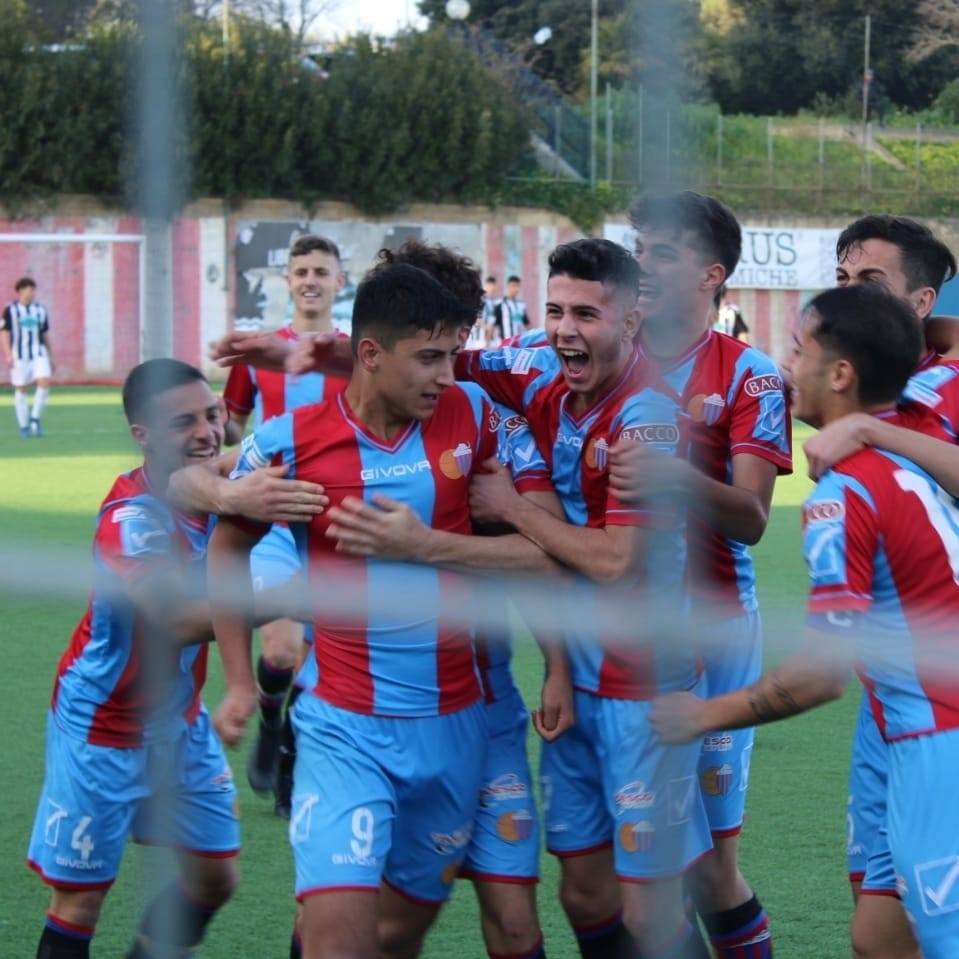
[{"xmin": 557, "ymin": 346, "xmax": 590, "ymax": 383}]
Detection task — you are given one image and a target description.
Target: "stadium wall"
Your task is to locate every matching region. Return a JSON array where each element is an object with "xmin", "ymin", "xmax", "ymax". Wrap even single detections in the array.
[{"xmin": 4, "ymin": 199, "xmax": 959, "ymax": 383}]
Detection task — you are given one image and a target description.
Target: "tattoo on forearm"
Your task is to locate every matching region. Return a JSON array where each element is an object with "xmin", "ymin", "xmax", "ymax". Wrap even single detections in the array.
[{"xmin": 748, "ymin": 676, "xmax": 802, "ymax": 723}]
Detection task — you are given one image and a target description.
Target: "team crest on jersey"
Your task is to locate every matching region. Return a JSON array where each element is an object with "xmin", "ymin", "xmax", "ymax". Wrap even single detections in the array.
[
  {"xmin": 439, "ymin": 442, "xmax": 474, "ymax": 480},
  {"xmin": 803, "ymin": 499, "xmax": 845, "ymax": 526},
  {"xmin": 496, "ymin": 810, "xmax": 534, "ymax": 843},
  {"xmin": 688, "ymin": 393, "xmax": 726, "ymax": 425},
  {"xmin": 743, "ymin": 374, "xmax": 784, "ymax": 397},
  {"xmin": 618, "ymin": 820, "xmax": 654, "ymax": 853},
  {"xmin": 585, "ymin": 437, "xmax": 609, "ymax": 471},
  {"xmin": 700, "ymin": 764, "xmax": 734, "ymax": 797}
]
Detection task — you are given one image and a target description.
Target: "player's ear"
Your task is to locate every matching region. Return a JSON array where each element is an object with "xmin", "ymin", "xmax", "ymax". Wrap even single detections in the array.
[
  {"xmin": 336, "ymin": 271, "xmax": 346, "ymax": 293},
  {"xmin": 702, "ymin": 263, "xmax": 727, "ymax": 299},
  {"xmin": 356, "ymin": 336, "xmax": 381, "ymax": 372},
  {"xmin": 622, "ymin": 300, "xmax": 640, "ymax": 343},
  {"xmin": 830, "ymin": 358, "xmax": 856, "ymax": 395},
  {"xmin": 913, "ymin": 286, "xmax": 937, "ymax": 323},
  {"xmin": 130, "ymin": 423, "xmax": 149, "ymax": 452}
]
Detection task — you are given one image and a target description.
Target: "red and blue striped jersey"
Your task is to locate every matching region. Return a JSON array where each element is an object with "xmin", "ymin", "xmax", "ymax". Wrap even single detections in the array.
[
  {"xmin": 456, "ymin": 345, "xmax": 697, "ymax": 699},
  {"xmin": 223, "ymin": 326, "xmax": 348, "ymax": 427},
  {"xmin": 51, "ymin": 468, "xmax": 213, "ymax": 748},
  {"xmin": 803, "ymin": 408, "xmax": 959, "ymax": 741},
  {"xmin": 230, "ymin": 384, "xmax": 501, "ymax": 718},
  {"xmin": 901, "ymin": 354, "xmax": 959, "ymax": 440},
  {"xmin": 652, "ymin": 330, "xmax": 792, "ymax": 617}
]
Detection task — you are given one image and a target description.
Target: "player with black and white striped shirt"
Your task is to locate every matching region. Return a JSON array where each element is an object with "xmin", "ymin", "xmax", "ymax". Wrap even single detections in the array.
[{"xmin": 1, "ymin": 277, "xmax": 53, "ymax": 437}]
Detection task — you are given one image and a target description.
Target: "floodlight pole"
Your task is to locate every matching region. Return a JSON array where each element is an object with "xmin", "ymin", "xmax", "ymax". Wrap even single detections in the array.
[
  {"xmin": 589, "ymin": 0, "xmax": 598, "ymax": 188},
  {"xmin": 860, "ymin": 14, "xmax": 871, "ymax": 149}
]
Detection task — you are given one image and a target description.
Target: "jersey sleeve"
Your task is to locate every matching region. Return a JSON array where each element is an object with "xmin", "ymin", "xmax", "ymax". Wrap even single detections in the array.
[
  {"xmin": 455, "ymin": 345, "xmax": 558, "ymax": 412},
  {"xmin": 226, "ymin": 412, "xmax": 297, "ymax": 537},
  {"xmin": 606, "ymin": 387, "xmax": 684, "ymax": 529},
  {"xmin": 728, "ymin": 350, "xmax": 793, "ymax": 473},
  {"xmin": 802, "ymin": 472, "xmax": 878, "ymax": 635},
  {"xmin": 222, "ymin": 363, "xmax": 257, "ymax": 418},
  {"xmin": 1, "ymin": 305, "xmax": 10, "ymax": 332},
  {"xmin": 901, "ymin": 362, "xmax": 959, "ymax": 441},
  {"xmin": 494, "ymin": 403, "xmax": 553, "ymax": 494},
  {"xmin": 39, "ymin": 307, "xmax": 49, "ymax": 335},
  {"xmin": 94, "ymin": 499, "xmax": 176, "ymax": 583}
]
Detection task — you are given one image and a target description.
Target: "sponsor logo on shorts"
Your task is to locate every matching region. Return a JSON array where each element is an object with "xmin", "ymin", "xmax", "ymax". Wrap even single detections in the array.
[
  {"xmin": 431, "ymin": 826, "xmax": 473, "ymax": 855},
  {"xmin": 703, "ymin": 734, "xmax": 734, "ymax": 752},
  {"xmin": 331, "ymin": 851, "xmax": 378, "ymax": 867},
  {"xmin": 439, "ymin": 443, "xmax": 474, "ymax": 480},
  {"xmin": 668, "ymin": 776, "xmax": 697, "ymax": 825},
  {"xmin": 743, "ymin": 374, "xmax": 783, "ymax": 397},
  {"xmin": 619, "ymin": 424, "xmax": 680, "ymax": 446},
  {"xmin": 916, "ymin": 856, "xmax": 959, "ymax": 916},
  {"xmin": 613, "ymin": 781, "xmax": 655, "ymax": 810},
  {"xmin": 290, "ymin": 793, "xmax": 319, "ymax": 845},
  {"xmin": 211, "ymin": 769, "xmax": 234, "ymax": 792},
  {"xmin": 480, "ymin": 773, "xmax": 529, "ymax": 807},
  {"xmin": 585, "ymin": 437, "xmax": 609, "ymax": 471},
  {"xmin": 701, "ymin": 764, "xmax": 734, "ymax": 797},
  {"xmin": 619, "ymin": 821, "xmax": 654, "ymax": 853},
  {"xmin": 804, "ymin": 500, "xmax": 845, "ymax": 525},
  {"xmin": 496, "ymin": 810, "xmax": 534, "ymax": 843}
]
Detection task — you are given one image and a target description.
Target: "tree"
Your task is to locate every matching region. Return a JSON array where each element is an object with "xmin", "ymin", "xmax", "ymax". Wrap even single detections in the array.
[
  {"xmin": 190, "ymin": 0, "xmax": 341, "ymax": 47},
  {"xmin": 910, "ymin": 0, "xmax": 959, "ymax": 61},
  {"xmin": 26, "ymin": 0, "xmax": 98, "ymax": 39}
]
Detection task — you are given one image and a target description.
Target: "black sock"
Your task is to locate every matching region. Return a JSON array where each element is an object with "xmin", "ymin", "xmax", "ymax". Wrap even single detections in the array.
[
  {"xmin": 290, "ymin": 930, "xmax": 302, "ymax": 958},
  {"xmin": 257, "ymin": 656, "xmax": 294, "ymax": 728},
  {"xmin": 131, "ymin": 882, "xmax": 221, "ymax": 953},
  {"xmin": 37, "ymin": 918, "xmax": 93, "ymax": 959},
  {"xmin": 574, "ymin": 914, "xmax": 638, "ymax": 959},
  {"xmin": 276, "ymin": 685, "xmax": 300, "ymax": 796},
  {"xmin": 701, "ymin": 895, "xmax": 772, "ymax": 957}
]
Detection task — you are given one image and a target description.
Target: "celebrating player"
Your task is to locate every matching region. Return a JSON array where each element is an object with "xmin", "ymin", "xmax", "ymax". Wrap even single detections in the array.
[
  {"xmin": 220, "ymin": 234, "xmax": 347, "ymax": 804},
  {"xmin": 446, "ymin": 239, "xmax": 711, "ymax": 959},
  {"xmin": 797, "ymin": 215, "xmax": 959, "ymax": 958},
  {"xmin": 2, "ymin": 276, "xmax": 53, "ymax": 437},
  {"xmin": 207, "ymin": 264, "xmax": 556, "ymax": 959},
  {"xmin": 26, "ymin": 360, "xmax": 239, "ymax": 959},
  {"xmin": 654, "ymin": 283, "xmax": 959, "ymax": 959},
  {"xmin": 608, "ymin": 192, "xmax": 789, "ymax": 958}
]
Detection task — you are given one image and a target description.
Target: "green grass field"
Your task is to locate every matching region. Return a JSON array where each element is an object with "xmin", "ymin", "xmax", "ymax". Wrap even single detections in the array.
[{"xmin": 0, "ymin": 387, "xmax": 860, "ymax": 957}]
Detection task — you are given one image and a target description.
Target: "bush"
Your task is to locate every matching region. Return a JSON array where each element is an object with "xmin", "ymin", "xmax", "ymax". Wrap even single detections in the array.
[{"xmin": 934, "ymin": 78, "xmax": 959, "ymax": 125}]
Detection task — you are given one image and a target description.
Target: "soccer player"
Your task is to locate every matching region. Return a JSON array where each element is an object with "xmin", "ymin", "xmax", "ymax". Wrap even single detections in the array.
[
  {"xmin": 25, "ymin": 359, "xmax": 239, "ymax": 959},
  {"xmin": 654, "ymin": 283, "xmax": 959, "ymax": 959},
  {"xmin": 443, "ymin": 239, "xmax": 711, "ymax": 959},
  {"xmin": 493, "ymin": 275, "xmax": 529, "ymax": 342},
  {"xmin": 222, "ymin": 233, "xmax": 347, "ymax": 802},
  {"xmin": 207, "ymin": 264, "xmax": 557, "ymax": 959},
  {"xmin": 794, "ymin": 215, "xmax": 958, "ymax": 958},
  {"xmin": 2, "ymin": 276, "xmax": 53, "ymax": 437},
  {"xmin": 608, "ymin": 192, "xmax": 789, "ymax": 958}
]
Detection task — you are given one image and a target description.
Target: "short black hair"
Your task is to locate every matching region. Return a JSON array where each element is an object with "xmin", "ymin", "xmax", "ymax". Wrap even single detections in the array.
[
  {"xmin": 485, "ymin": 275, "xmax": 496, "ymax": 284},
  {"xmin": 629, "ymin": 191, "xmax": 742, "ymax": 305},
  {"xmin": 507, "ymin": 275, "xmax": 521, "ymax": 285},
  {"xmin": 805, "ymin": 285, "xmax": 922, "ymax": 406},
  {"xmin": 15, "ymin": 276, "xmax": 36, "ymax": 291},
  {"xmin": 289, "ymin": 233, "xmax": 341, "ymax": 265},
  {"xmin": 836, "ymin": 215, "xmax": 957, "ymax": 294},
  {"xmin": 351, "ymin": 263, "xmax": 475, "ymax": 355},
  {"xmin": 372, "ymin": 240, "xmax": 484, "ymax": 318},
  {"xmin": 547, "ymin": 238, "xmax": 640, "ymax": 297},
  {"xmin": 122, "ymin": 358, "xmax": 208, "ymax": 424}
]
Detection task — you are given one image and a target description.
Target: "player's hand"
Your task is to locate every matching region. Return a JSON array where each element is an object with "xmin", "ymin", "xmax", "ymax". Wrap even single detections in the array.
[
  {"xmin": 608, "ymin": 439, "xmax": 690, "ymax": 503},
  {"xmin": 534, "ymin": 669, "xmax": 575, "ymax": 742},
  {"xmin": 214, "ymin": 684, "xmax": 257, "ymax": 747},
  {"xmin": 326, "ymin": 495, "xmax": 430, "ymax": 561},
  {"xmin": 287, "ymin": 331, "xmax": 339, "ymax": 375},
  {"xmin": 468, "ymin": 458, "xmax": 520, "ymax": 525},
  {"xmin": 224, "ymin": 464, "xmax": 328, "ymax": 523},
  {"xmin": 208, "ymin": 330, "xmax": 291, "ymax": 370},
  {"xmin": 651, "ymin": 691, "xmax": 709, "ymax": 744},
  {"xmin": 803, "ymin": 413, "xmax": 872, "ymax": 481}
]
